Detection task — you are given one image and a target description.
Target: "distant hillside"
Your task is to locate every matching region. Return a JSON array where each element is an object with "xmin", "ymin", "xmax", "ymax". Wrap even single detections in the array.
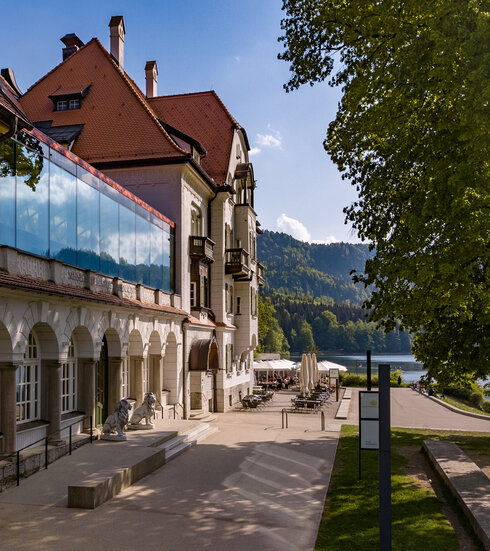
[
  {"xmin": 257, "ymin": 230, "xmax": 373, "ymax": 305},
  {"xmin": 256, "ymin": 231, "xmax": 411, "ymax": 354}
]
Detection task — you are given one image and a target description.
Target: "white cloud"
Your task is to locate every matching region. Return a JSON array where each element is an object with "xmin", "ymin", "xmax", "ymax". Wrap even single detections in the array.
[
  {"xmin": 235, "ymin": 56, "xmax": 241, "ymax": 62},
  {"xmin": 249, "ymin": 147, "xmax": 261, "ymax": 156},
  {"xmin": 312, "ymin": 236, "xmax": 339, "ymax": 245},
  {"xmin": 255, "ymin": 124, "xmax": 282, "ymax": 150},
  {"xmin": 276, "ymin": 213, "xmax": 311, "ymax": 242}
]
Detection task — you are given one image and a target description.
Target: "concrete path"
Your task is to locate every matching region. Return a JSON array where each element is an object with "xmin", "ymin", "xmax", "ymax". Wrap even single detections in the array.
[
  {"xmin": 345, "ymin": 387, "xmax": 490, "ymax": 432},
  {"xmin": 0, "ymin": 387, "xmax": 488, "ymax": 551},
  {"xmin": 0, "ymin": 391, "xmax": 340, "ymax": 551}
]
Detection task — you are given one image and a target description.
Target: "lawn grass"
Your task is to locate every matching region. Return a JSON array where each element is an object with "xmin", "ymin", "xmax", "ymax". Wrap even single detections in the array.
[{"xmin": 315, "ymin": 425, "xmax": 489, "ymax": 550}]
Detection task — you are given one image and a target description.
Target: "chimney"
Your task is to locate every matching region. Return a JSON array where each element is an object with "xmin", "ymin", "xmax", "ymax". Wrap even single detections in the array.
[
  {"xmin": 109, "ymin": 16, "xmax": 125, "ymax": 71},
  {"xmin": 60, "ymin": 33, "xmax": 84, "ymax": 61},
  {"xmin": 145, "ymin": 61, "xmax": 158, "ymax": 98}
]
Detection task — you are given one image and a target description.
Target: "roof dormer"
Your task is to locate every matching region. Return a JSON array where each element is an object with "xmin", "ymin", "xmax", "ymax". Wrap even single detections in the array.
[{"xmin": 49, "ymin": 84, "xmax": 91, "ymax": 111}]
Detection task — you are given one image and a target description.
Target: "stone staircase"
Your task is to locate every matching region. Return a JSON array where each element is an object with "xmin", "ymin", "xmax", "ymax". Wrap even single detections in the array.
[{"xmin": 189, "ymin": 409, "xmax": 218, "ymax": 422}]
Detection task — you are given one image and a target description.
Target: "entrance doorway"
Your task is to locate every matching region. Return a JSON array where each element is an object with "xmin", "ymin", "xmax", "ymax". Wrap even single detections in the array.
[{"xmin": 95, "ymin": 336, "xmax": 108, "ymax": 427}]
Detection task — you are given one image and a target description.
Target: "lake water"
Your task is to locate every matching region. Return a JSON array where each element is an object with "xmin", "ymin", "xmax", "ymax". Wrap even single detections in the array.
[{"xmin": 318, "ymin": 353, "xmax": 426, "ymax": 383}]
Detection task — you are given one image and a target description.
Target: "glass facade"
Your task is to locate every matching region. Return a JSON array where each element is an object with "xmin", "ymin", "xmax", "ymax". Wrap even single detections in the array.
[{"xmin": 0, "ymin": 135, "xmax": 174, "ymax": 293}]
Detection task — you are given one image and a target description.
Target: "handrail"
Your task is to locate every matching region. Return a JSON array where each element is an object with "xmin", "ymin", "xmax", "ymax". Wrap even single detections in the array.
[
  {"xmin": 154, "ymin": 396, "xmax": 164, "ymax": 419},
  {"xmin": 2, "ymin": 414, "xmax": 94, "ymax": 486}
]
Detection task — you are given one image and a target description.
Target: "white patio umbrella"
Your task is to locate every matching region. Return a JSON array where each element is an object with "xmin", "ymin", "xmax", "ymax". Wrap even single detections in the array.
[
  {"xmin": 307, "ymin": 354, "xmax": 315, "ymax": 390},
  {"xmin": 311, "ymin": 353, "xmax": 320, "ymax": 387},
  {"xmin": 300, "ymin": 353, "xmax": 308, "ymax": 396}
]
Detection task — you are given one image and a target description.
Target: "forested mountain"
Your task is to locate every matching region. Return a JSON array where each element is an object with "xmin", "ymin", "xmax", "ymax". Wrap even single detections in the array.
[
  {"xmin": 258, "ymin": 231, "xmax": 373, "ymax": 304},
  {"xmin": 257, "ymin": 231, "xmax": 412, "ymax": 354}
]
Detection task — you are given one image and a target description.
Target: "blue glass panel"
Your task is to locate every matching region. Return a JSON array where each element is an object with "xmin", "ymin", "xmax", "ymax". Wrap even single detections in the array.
[
  {"xmin": 50, "ymin": 163, "xmax": 76, "ymax": 264},
  {"xmin": 149, "ymin": 222, "xmax": 163, "ymax": 289},
  {"xmin": 100, "ymin": 192, "xmax": 119, "ymax": 277},
  {"xmin": 16, "ymin": 144, "xmax": 49, "ymax": 256},
  {"xmin": 135, "ymin": 215, "xmax": 150, "ymax": 285},
  {"xmin": 119, "ymin": 205, "xmax": 135, "ymax": 281},
  {"xmin": 50, "ymin": 148, "xmax": 76, "ymax": 175},
  {"xmin": 162, "ymin": 232, "xmax": 172, "ymax": 293},
  {"xmin": 77, "ymin": 166, "xmax": 99, "ymax": 190},
  {"xmin": 77, "ymin": 179, "xmax": 100, "ymax": 270},
  {"xmin": 0, "ymin": 140, "xmax": 16, "ymax": 247}
]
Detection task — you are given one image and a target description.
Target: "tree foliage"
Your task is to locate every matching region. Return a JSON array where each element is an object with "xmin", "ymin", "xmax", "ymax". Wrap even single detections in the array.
[{"xmin": 279, "ymin": 0, "xmax": 489, "ymax": 384}]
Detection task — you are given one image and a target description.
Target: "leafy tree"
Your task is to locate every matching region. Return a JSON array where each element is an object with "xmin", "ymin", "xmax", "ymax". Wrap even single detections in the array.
[
  {"xmin": 257, "ymin": 295, "xmax": 289, "ymax": 354},
  {"xmin": 279, "ymin": 0, "xmax": 489, "ymax": 384}
]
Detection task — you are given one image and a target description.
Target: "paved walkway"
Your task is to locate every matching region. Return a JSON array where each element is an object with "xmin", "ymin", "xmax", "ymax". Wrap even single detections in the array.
[{"xmin": 0, "ymin": 387, "xmax": 488, "ymax": 551}]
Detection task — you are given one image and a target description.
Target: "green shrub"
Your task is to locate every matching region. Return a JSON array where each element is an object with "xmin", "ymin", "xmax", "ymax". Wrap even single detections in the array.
[
  {"xmin": 482, "ymin": 401, "xmax": 490, "ymax": 413},
  {"xmin": 340, "ymin": 370, "xmax": 405, "ymax": 388},
  {"xmin": 470, "ymin": 391, "xmax": 484, "ymax": 409},
  {"xmin": 444, "ymin": 383, "xmax": 486, "ymax": 410}
]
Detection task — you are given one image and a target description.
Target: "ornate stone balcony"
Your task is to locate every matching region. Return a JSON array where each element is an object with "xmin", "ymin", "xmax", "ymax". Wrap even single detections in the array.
[
  {"xmin": 189, "ymin": 236, "xmax": 215, "ymax": 264},
  {"xmin": 256, "ymin": 262, "xmax": 265, "ymax": 286},
  {"xmin": 225, "ymin": 248, "xmax": 250, "ymax": 278}
]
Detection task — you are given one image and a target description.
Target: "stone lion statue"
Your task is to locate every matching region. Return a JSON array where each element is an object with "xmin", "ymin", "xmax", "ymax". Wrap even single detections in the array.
[
  {"xmin": 129, "ymin": 392, "xmax": 156, "ymax": 427},
  {"xmin": 102, "ymin": 399, "xmax": 132, "ymax": 440}
]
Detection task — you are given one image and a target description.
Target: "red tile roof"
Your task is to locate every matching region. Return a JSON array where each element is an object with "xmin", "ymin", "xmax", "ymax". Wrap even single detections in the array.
[
  {"xmin": 20, "ymin": 39, "xmax": 188, "ymax": 165},
  {"xmin": 148, "ymin": 91, "xmax": 242, "ymax": 186}
]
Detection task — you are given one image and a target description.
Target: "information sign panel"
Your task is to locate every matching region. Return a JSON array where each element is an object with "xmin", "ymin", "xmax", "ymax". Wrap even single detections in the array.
[
  {"xmin": 360, "ymin": 419, "xmax": 379, "ymax": 449},
  {"xmin": 360, "ymin": 391, "xmax": 379, "ymax": 419},
  {"xmin": 359, "ymin": 391, "xmax": 379, "ymax": 450},
  {"xmin": 329, "ymin": 368, "xmax": 339, "ymax": 379}
]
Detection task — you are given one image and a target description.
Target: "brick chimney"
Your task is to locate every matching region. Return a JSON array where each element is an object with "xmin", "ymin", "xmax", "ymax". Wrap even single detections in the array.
[
  {"xmin": 145, "ymin": 61, "xmax": 158, "ymax": 98},
  {"xmin": 60, "ymin": 33, "xmax": 84, "ymax": 61},
  {"xmin": 109, "ymin": 16, "xmax": 125, "ymax": 71}
]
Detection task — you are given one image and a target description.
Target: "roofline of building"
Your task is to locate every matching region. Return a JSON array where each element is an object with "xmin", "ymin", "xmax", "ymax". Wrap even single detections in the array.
[{"xmin": 92, "ymin": 155, "xmax": 218, "ymax": 192}]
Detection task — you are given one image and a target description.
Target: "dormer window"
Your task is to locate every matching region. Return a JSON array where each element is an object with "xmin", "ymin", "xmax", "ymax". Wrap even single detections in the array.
[{"xmin": 49, "ymin": 84, "xmax": 91, "ymax": 112}]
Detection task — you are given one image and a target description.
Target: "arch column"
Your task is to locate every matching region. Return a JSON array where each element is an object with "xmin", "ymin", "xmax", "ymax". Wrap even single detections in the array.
[
  {"xmin": 0, "ymin": 363, "xmax": 18, "ymax": 455},
  {"xmin": 150, "ymin": 355, "xmax": 162, "ymax": 403},
  {"xmin": 131, "ymin": 356, "xmax": 144, "ymax": 405},
  {"xmin": 79, "ymin": 359, "xmax": 96, "ymax": 431},
  {"xmin": 108, "ymin": 357, "xmax": 123, "ymax": 414},
  {"xmin": 46, "ymin": 361, "xmax": 62, "ymax": 442}
]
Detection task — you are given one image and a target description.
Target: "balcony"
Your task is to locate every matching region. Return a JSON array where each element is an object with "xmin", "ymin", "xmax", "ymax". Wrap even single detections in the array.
[
  {"xmin": 225, "ymin": 248, "xmax": 250, "ymax": 278},
  {"xmin": 189, "ymin": 236, "xmax": 215, "ymax": 264},
  {"xmin": 256, "ymin": 262, "xmax": 265, "ymax": 286}
]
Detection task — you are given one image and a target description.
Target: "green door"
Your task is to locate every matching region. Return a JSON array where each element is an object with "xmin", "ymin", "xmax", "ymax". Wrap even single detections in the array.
[{"xmin": 95, "ymin": 336, "xmax": 108, "ymax": 427}]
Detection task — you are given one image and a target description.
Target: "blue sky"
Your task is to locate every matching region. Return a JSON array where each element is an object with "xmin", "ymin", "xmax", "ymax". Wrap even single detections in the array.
[{"xmin": 1, "ymin": 0, "xmax": 360, "ymax": 243}]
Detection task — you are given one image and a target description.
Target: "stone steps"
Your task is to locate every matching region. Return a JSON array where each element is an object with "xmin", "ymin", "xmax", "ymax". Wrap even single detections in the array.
[{"xmin": 67, "ymin": 422, "xmax": 218, "ymax": 509}]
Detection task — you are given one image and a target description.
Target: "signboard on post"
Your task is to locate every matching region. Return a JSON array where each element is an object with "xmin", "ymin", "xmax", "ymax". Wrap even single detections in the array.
[
  {"xmin": 329, "ymin": 368, "xmax": 340, "ymax": 401},
  {"xmin": 359, "ymin": 391, "xmax": 379, "ymax": 449}
]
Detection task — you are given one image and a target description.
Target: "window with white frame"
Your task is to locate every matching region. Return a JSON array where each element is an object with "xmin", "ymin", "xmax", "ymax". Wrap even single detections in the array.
[
  {"xmin": 191, "ymin": 203, "xmax": 202, "ymax": 236},
  {"xmin": 69, "ymin": 98, "xmax": 80, "ymax": 109},
  {"xmin": 142, "ymin": 359, "xmax": 150, "ymax": 395},
  {"xmin": 56, "ymin": 100, "xmax": 68, "ymax": 111},
  {"xmin": 16, "ymin": 333, "xmax": 41, "ymax": 423},
  {"xmin": 226, "ymin": 343, "xmax": 233, "ymax": 373},
  {"xmin": 121, "ymin": 356, "xmax": 130, "ymax": 398},
  {"xmin": 61, "ymin": 338, "xmax": 77, "ymax": 414},
  {"xmin": 190, "ymin": 282, "xmax": 197, "ymax": 307}
]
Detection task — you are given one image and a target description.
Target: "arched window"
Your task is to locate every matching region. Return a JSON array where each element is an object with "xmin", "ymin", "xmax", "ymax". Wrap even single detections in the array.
[
  {"xmin": 191, "ymin": 203, "xmax": 202, "ymax": 236},
  {"xmin": 61, "ymin": 338, "xmax": 77, "ymax": 413},
  {"xmin": 16, "ymin": 333, "xmax": 41, "ymax": 423}
]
